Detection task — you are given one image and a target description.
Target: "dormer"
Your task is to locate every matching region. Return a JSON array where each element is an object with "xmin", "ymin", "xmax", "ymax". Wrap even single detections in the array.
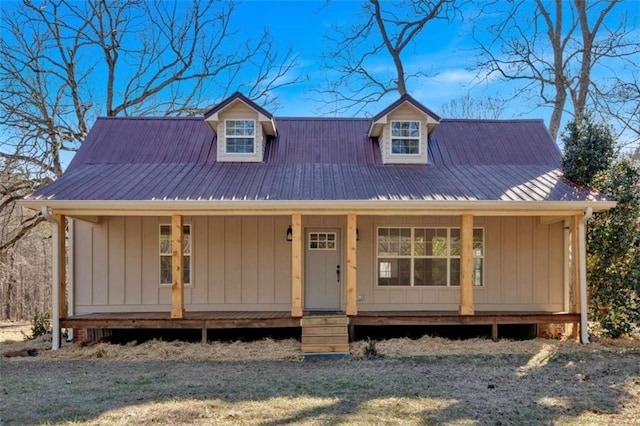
[
  {"xmin": 204, "ymin": 92, "xmax": 277, "ymax": 162},
  {"xmin": 369, "ymin": 94, "xmax": 441, "ymax": 164}
]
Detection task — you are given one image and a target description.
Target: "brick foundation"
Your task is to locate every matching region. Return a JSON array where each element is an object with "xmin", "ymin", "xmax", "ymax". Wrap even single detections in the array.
[{"xmin": 72, "ymin": 328, "xmax": 88, "ymax": 343}]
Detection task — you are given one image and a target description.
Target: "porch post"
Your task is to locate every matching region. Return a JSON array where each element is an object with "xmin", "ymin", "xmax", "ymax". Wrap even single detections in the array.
[
  {"xmin": 570, "ymin": 215, "xmax": 581, "ymax": 315},
  {"xmin": 346, "ymin": 213, "xmax": 358, "ymax": 316},
  {"xmin": 54, "ymin": 214, "xmax": 67, "ymax": 319},
  {"xmin": 291, "ymin": 214, "xmax": 303, "ymax": 317},
  {"xmin": 171, "ymin": 214, "xmax": 185, "ymax": 319},
  {"xmin": 458, "ymin": 214, "xmax": 474, "ymax": 315},
  {"xmin": 577, "ymin": 213, "xmax": 590, "ymax": 344}
]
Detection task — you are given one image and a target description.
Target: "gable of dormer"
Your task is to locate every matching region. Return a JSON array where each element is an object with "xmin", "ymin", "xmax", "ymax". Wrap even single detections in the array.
[
  {"xmin": 204, "ymin": 92, "xmax": 276, "ymax": 163},
  {"xmin": 369, "ymin": 95, "xmax": 441, "ymax": 165}
]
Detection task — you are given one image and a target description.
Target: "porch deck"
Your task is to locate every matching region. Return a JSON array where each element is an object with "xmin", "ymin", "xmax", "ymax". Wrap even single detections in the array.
[
  {"xmin": 61, "ymin": 310, "xmax": 579, "ymax": 343},
  {"xmin": 61, "ymin": 311, "xmax": 299, "ymax": 330}
]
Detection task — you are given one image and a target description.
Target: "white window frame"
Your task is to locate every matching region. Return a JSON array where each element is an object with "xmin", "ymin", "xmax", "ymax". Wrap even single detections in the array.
[
  {"xmin": 224, "ymin": 119, "xmax": 256, "ymax": 154},
  {"xmin": 159, "ymin": 223, "xmax": 192, "ymax": 287},
  {"xmin": 376, "ymin": 226, "xmax": 484, "ymax": 287},
  {"xmin": 390, "ymin": 120, "xmax": 421, "ymax": 155}
]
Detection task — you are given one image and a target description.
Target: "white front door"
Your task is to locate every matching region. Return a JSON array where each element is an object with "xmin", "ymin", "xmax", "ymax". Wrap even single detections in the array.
[{"xmin": 304, "ymin": 229, "xmax": 341, "ymax": 311}]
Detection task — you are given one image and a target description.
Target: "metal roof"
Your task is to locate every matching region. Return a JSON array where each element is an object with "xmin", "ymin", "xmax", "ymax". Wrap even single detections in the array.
[{"xmin": 29, "ymin": 114, "xmax": 608, "ymax": 205}]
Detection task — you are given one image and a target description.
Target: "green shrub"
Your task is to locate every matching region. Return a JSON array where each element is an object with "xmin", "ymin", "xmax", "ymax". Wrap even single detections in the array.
[
  {"xmin": 562, "ymin": 116, "xmax": 640, "ymax": 337},
  {"xmin": 364, "ymin": 337, "xmax": 379, "ymax": 358},
  {"xmin": 29, "ymin": 311, "xmax": 51, "ymax": 339}
]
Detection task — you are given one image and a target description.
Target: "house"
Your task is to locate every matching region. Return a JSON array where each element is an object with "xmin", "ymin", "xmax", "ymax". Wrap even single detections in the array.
[{"xmin": 21, "ymin": 93, "xmax": 615, "ymax": 352}]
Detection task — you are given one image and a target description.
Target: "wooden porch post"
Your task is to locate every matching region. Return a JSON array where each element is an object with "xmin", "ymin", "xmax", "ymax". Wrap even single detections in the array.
[
  {"xmin": 458, "ymin": 214, "xmax": 474, "ymax": 315},
  {"xmin": 291, "ymin": 214, "xmax": 303, "ymax": 317},
  {"xmin": 346, "ymin": 213, "xmax": 358, "ymax": 316},
  {"xmin": 171, "ymin": 214, "xmax": 185, "ymax": 319},
  {"xmin": 54, "ymin": 214, "xmax": 67, "ymax": 319}
]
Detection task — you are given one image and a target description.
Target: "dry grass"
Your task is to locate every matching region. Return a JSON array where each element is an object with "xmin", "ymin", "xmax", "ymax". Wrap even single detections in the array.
[
  {"xmin": 0, "ymin": 321, "xmax": 31, "ymax": 344},
  {"xmin": 1, "ymin": 323, "xmax": 639, "ymax": 425}
]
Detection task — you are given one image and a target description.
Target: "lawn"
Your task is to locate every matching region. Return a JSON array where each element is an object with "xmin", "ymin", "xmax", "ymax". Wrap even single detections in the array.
[{"xmin": 1, "ymin": 323, "xmax": 639, "ymax": 425}]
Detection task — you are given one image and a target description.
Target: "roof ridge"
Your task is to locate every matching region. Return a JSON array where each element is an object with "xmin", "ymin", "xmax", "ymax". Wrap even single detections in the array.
[
  {"xmin": 96, "ymin": 116, "xmax": 202, "ymax": 121},
  {"xmin": 441, "ymin": 118, "xmax": 545, "ymax": 123},
  {"xmin": 275, "ymin": 117, "xmax": 371, "ymax": 121}
]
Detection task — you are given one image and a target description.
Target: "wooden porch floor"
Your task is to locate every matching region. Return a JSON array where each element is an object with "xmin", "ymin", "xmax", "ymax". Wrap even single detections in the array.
[
  {"xmin": 61, "ymin": 311, "xmax": 299, "ymax": 330},
  {"xmin": 352, "ymin": 311, "xmax": 580, "ymax": 325},
  {"xmin": 61, "ymin": 311, "xmax": 580, "ymax": 344},
  {"xmin": 61, "ymin": 310, "xmax": 579, "ymax": 329}
]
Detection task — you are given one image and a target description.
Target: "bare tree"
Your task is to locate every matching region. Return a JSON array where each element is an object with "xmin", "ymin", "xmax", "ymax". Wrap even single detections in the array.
[
  {"xmin": 472, "ymin": 0, "xmax": 639, "ymax": 139},
  {"xmin": 440, "ymin": 93, "xmax": 506, "ymax": 119},
  {"xmin": 597, "ymin": 71, "xmax": 640, "ymax": 149},
  {"xmin": 0, "ymin": 0, "xmax": 303, "ymax": 319},
  {"xmin": 0, "ymin": 0, "xmax": 302, "ymax": 252},
  {"xmin": 319, "ymin": 0, "xmax": 458, "ymax": 115}
]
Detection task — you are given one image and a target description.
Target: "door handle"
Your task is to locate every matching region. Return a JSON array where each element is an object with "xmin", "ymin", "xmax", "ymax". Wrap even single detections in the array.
[{"xmin": 336, "ymin": 265, "xmax": 341, "ymax": 283}]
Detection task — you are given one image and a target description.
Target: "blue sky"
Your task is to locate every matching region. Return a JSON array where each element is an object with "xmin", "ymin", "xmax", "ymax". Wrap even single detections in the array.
[
  {"xmin": 1, "ymin": 0, "xmax": 637, "ymax": 164},
  {"xmin": 234, "ymin": 0, "xmax": 487, "ymax": 117},
  {"xmin": 227, "ymin": 0, "xmax": 638, "ymax": 148}
]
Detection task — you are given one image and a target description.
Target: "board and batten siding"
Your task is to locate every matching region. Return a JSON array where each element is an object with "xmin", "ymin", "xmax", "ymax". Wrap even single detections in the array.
[
  {"xmin": 73, "ymin": 216, "xmax": 292, "ymax": 314},
  {"xmin": 355, "ymin": 216, "xmax": 565, "ymax": 312},
  {"xmin": 73, "ymin": 214, "xmax": 565, "ymax": 315}
]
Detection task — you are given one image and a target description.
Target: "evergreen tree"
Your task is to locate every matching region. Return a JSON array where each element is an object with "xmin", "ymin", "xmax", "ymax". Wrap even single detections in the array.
[{"xmin": 562, "ymin": 117, "xmax": 640, "ymax": 337}]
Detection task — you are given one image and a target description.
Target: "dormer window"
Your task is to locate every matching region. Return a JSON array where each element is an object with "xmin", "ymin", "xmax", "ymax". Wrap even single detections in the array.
[
  {"xmin": 391, "ymin": 121, "xmax": 420, "ymax": 154},
  {"xmin": 225, "ymin": 120, "xmax": 256, "ymax": 154}
]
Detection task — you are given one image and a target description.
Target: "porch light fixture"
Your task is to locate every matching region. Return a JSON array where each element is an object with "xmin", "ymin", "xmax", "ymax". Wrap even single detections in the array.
[{"xmin": 286, "ymin": 225, "xmax": 292, "ymax": 242}]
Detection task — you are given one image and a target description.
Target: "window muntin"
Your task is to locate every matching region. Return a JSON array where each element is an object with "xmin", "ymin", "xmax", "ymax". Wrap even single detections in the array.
[
  {"xmin": 309, "ymin": 232, "xmax": 336, "ymax": 250},
  {"xmin": 377, "ymin": 227, "xmax": 484, "ymax": 287},
  {"xmin": 225, "ymin": 120, "xmax": 255, "ymax": 154},
  {"xmin": 160, "ymin": 224, "xmax": 191, "ymax": 286},
  {"xmin": 391, "ymin": 121, "xmax": 420, "ymax": 154}
]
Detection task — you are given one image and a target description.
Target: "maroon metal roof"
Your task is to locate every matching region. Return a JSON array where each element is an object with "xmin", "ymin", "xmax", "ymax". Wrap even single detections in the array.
[{"xmin": 30, "ymin": 114, "xmax": 607, "ymax": 203}]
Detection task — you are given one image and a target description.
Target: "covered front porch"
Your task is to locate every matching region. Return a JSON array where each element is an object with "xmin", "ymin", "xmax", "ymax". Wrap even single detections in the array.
[{"xmin": 46, "ymin": 203, "xmax": 594, "ymax": 350}]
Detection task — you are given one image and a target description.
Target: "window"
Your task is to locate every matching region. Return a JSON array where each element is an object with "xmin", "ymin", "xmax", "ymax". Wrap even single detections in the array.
[
  {"xmin": 225, "ymin": 119, "xmax": 255, "ymax": 153},
  {"xmin": 309, "ymin": 232, "xmax": 336, "ymax": 250},
  {"xmin": 391, "ymin": 121, "xmax": 420, "ymax": 154},
  {"xmin": 160, "ymin": 224, "xmax": 191, "ymax": 285},
  {"xmin": 377, "ymin": 227, "xmax": 484, "ymax": 287}
]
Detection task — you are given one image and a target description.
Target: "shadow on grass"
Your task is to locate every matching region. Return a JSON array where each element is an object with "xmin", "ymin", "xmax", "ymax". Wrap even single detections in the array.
[{"xmin": 1, "ymin": 348, "xmax": 639, "ymax": 424}]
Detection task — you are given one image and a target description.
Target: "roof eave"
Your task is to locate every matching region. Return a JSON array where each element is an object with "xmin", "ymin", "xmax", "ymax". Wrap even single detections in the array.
[{"xmin": 19, "ymin": 199, "xmax": 617, "ymax": 217}]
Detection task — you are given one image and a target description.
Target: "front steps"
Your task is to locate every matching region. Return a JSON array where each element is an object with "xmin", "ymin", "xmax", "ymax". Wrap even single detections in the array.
[{"xmin": 301, "ymin": 315, "xmax": 350, "ymax": 354}]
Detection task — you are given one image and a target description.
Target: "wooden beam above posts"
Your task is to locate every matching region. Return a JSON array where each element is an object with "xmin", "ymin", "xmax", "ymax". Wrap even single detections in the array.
[
  {"xmin": 291, "ymin": 214, "xmax": 303, "ymax": 317},
  {"xmin": 171, "ymin": 214, "xmax": 185, "ymax": 319},
  {"xmin": 54, "ymin": 214, "xmax": 67, "ymax": 319},
  {"xmin": 346, "ymin": 213, "xmax": 358, "ymax": 316},
  {"xmin": 458, "ymin": 214, "xmax": 474, "ymax": 315}
]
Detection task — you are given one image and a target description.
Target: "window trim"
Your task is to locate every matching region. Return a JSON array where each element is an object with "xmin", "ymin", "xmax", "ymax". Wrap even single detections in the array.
[
  {"xmin": 390, "ymin": 120, "xmax": 421, "ymax": 155},
  {"xmin": 375, "ymin": 226, "xmax": 484, "ymax": 288},
  {"xmin": 159, "ymin": 223, "xmax": 193, "ymax": 287},
  {"xmin": 224, "ymin": 119, "xmax": 256, "ymax": 154}
]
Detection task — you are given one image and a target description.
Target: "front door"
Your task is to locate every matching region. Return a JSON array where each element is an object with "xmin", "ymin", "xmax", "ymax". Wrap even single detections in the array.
[{"xmin": 305, "ymin": 229, "xmax": 341, "ymax": 311}]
